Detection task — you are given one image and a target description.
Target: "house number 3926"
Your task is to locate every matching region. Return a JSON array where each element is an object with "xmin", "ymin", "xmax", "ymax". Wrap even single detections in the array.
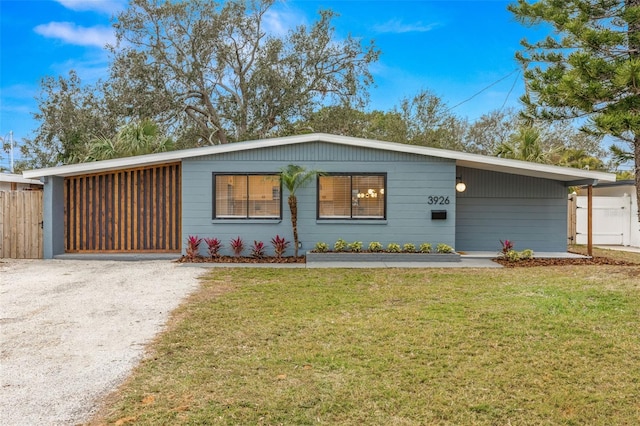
[{"xmin": 427, "ymin": 196, "xmax": 450, "ymax": 205}]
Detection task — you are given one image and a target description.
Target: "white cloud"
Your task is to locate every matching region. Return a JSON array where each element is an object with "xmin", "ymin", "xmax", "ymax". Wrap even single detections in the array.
[
  {"xmin": 55, "ymin": 0, "xmax": 126, "ymax": 15},
  {"xmin": 262, "ymin": 6, "xmax": 308, "ymax": 37},
  {"xmin": 374, "ymin": 19, "xmax": 439, "ymax": 34},
  {"xmin": 34, "ymin": 22, "xmax": 115, "ymax": 48}
]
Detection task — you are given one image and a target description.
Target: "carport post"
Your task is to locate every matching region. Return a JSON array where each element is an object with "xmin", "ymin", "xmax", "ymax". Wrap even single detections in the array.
[{"xmin": 587, "ymin": 185, "xmax": 593, "ymax": 257}]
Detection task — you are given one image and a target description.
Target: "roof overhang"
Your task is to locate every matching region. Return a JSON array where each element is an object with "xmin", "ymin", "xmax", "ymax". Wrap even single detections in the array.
[
  {"xmin": 23, "ymin": 133, "xmax": 616, "ymax": 184},
  {"xmin": 0, "ymin": 173, "xmax": 43, "ymax": 185}
]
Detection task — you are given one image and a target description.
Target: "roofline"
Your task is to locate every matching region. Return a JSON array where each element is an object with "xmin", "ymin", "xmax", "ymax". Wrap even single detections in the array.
[
  {"xmin": 23, "ymin": 133, "xmax": 617, "ymax": 183},
  {"xmin": 582, "ymin": 179, "xmax": 635, "ymax": 188},
  {"xmin": 0, "ymin": 173, "xmax": 43, "ymax": 185}
]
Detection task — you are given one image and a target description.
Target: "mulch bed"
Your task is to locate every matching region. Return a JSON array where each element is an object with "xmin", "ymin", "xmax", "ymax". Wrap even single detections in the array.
[
  {"xmin": 176, "ymin": 255, "xmax": 638, "ymax": 267},
  {"xmin": 494, "ymin": 257, "xmax": 639, "ymax": 267},
  {"xmin": 176, "ymin": 255, "xmax": 306, "ymax": 264}
]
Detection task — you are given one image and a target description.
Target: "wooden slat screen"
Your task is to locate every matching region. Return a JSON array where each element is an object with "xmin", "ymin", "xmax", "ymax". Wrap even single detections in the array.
[{"xmin": 64, "ymin": 163, "xmax": 181, "ymax": 252}]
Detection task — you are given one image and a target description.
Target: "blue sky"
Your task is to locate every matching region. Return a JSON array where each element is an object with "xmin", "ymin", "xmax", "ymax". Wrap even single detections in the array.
[{"xmin": 0, "ymin": 0, "xmax": 542, "ymax": 170}]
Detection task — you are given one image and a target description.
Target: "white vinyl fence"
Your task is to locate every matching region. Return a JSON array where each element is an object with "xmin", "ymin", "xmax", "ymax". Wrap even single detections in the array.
[{"xmin": 575, "ymin": 195, "xmax": 633, "ymax": 246}]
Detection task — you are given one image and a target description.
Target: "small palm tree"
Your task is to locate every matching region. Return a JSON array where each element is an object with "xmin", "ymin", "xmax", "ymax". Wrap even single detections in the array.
[
  {"xmin": 85, "ymin": 119, "xmax": 174, "ymax": 161},
  {"xmin": 280, "ymin": 164, "xmax": 323, "ymax": 257},
  {"xmin": 495, "ymin": 127, "xmax": 548, "ymax": 163}
]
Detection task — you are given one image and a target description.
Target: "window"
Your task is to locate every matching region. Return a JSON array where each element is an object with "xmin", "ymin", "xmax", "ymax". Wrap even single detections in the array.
[
  {"xmin": 318, "ymin": 174, "xmax": 386, "ymax": 219},
  {"xmin": 213, "ymin": 174, "xmax": 281, "ymax": 219}
]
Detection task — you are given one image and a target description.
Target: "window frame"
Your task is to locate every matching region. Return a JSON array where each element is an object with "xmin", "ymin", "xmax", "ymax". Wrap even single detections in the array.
[
  {"xmin": 317, "ymin": 173, "xmax": 387, "ymax": 220},
  {"xmin": 212, "ymin": 172, "xmax": 282, "ymax": 220}
]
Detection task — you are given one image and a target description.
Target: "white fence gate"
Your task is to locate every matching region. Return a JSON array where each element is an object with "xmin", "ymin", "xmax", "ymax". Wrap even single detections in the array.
[{"xmin": 575, "ymin": 195, "xmax": 631, "ymax": 245}]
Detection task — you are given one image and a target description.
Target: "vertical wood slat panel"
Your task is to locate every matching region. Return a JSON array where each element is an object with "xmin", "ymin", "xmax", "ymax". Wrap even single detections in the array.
[
  {"xmin": 63, "ymin": 163, "xmax": 180, "ymax": 252},
  {"xmin": 113, "ymin": 172, "xmax": 119, "ymax": 250},
  {"xmin": 173, "ymin": 165, "xmax": 182, "ymax": 248}
]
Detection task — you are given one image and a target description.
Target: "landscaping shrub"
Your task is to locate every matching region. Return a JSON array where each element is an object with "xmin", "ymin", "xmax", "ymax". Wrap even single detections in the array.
[
  {"xmin": 203, "ymin": 237, "xmax": 223, "ymax": 258},
  {"xmin": 500, "ymin": 239, "xmax": 514, "ymax": 256},
  {"xmin": 520, "ymin": 249, "xmax": 534, "ymax": 260},
  {"xmin": 334, "ymin": 238, "xmax": 348, "ymax": 252},
  {"xmin": 387, "ymin": 243, "xmax": 401, "ymax": 253},
  {"xmin": 436, "ymin": 243, "xmax": 454, "ymax": 253},
  {"xmin": 186, "ymin": 235, "xmax": 202, "ymax": 259},
  {"xmin": 368, "ymin": 242, "xmax": 383, "ymax": 252},
  {"xmin": 403, "ymin": 243, "xmax": 416, "ymax": 253},
  {"xmin": 419, "ymin": 243, "xmax": 432, "ymax": 253},
  {"xmin": 349, "ymin": 241, "xmax": 363, "ymax": 252},
  {"xmin": 250, "ymin": 241, "xmax": 266, "ymax": 258},
  {"xmin": 271, "ymin": 235, "xmax": 290, "ymax": 258},
  {"xmin": 230, "ymin": 236, "xmax": 245, "ymax": 257},
  {"xmin": 314, "ymin": 242, "xmax": 329, "ymax": 253},
  {"xmin": 498, "ymin": 240, "xmax": 535, "ymax": 262}
]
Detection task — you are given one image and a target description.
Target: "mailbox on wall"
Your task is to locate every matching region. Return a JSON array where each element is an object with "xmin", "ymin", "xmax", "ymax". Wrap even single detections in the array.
[{"xmin": 431, "ymin": 210, "xmax": 447, "ymax": 220}]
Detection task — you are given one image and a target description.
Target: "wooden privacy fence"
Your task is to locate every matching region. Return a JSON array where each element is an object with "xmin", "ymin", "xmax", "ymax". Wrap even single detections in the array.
[
  {"xmin": 64, "ymin": 163, "xmax": 181, "ymax": 252},
  {"xmin": 0, "ymin": 190, "xmax": 43, "ymax": 259}
]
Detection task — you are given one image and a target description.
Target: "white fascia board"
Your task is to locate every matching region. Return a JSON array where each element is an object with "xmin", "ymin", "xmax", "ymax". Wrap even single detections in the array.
[
  {"xmin": 314, "ymin": 134, "xmax": 616, "ymax": 183},
  {"xmin": 22, "ymin": 132, "xmax": 617, "ymax": 183},
  {"xmin": 454, "ymin": 157, "xmax": 616, "ymax": 183},
  {"xmin": 1, "ymin": 173, "xmax": 43, "ymax": 185},
  {"xmin": 22, "ymin": 134, "xmax": 324, "ymax": 178}
]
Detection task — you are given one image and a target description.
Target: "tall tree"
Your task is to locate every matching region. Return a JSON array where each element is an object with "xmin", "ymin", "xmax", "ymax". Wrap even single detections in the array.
[
  {"xmin": 19, "ymin": 71, "xmax": 117, "ymax": 168},
  {"xmin": 396, "ymin": 89, "xmax": 468, "ymax": 150},
  {"xmin": 285, "ymin": 106, "xmax": 408, "ymax": 142},
  {"xmin": 112, "ymin": 0, "xmax": 379, "ymax": 145},
  {"xmin": 509, "ymin": 0, "xmax": 640, "ymax": 220},
  {"xmin": 280, "ymin": 164, "xmax": 323, "ymax": 257},
  {"xmin": 466, "ymin": 108, "xmax": 522, "ymax": 155}
]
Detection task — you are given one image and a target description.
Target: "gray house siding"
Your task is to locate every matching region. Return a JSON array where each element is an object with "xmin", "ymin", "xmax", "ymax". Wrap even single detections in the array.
[
  {"xmin": 182, "ymin": 142, "xmax": 457, "ymax": 256},
  {"xmin": 43, "ymin": 176, "xmax": 65, "ymax": 258},
  {"xmin": 455, "ymin": 167, "xmax": 567, "ymax": 252}
]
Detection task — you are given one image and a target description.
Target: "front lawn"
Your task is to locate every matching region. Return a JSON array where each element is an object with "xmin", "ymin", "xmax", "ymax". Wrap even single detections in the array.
[{"xmin": 94, "ymin": 261, "xmax": 640, "ymax": 425}]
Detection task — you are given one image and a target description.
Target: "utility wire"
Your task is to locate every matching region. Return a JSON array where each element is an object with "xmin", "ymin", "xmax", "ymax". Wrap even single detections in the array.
[
  {"xmin": 499, "ymin": 69, "xmax": 521, "ymax": 112},
  {"xmin": 446, "ymin": 68, "xmax": 520, "ymax": 112}
]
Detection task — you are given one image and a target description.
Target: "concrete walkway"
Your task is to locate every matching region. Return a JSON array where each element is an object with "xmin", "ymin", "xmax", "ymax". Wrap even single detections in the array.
[
  {"xmin": 186, "ymin": 257, "xmax": 503, "ymax": 269},
  {"xmin": 57, "ymin": 251, "xmax": 592, "ymax": 269},
  {"xmin": 595, "ymin": 245, "xmax": 640, "ymax": 254}
]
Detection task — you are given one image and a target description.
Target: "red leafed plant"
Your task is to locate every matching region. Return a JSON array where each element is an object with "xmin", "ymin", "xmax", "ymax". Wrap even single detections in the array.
[
  {"xmin": 230, "ymin": 236, "xmax": 245, "ymax": 257},
  {"xmin": 203, "ymin": 237, "xmax": 223, "ymax": 258},
  {"xmin": 270, "ymin": 235, "xmax": 290, "ymax": 258},
  {"xmin": 186, "ymin": 235, "xmax": 203, "ymax": 259},
  {"xmin": 250, "ymin": 240, "xmax": 266, "ymax": 258},
  {"xmin": 500, "ymin": 239, "xmax": 514, "ymax": 255}
]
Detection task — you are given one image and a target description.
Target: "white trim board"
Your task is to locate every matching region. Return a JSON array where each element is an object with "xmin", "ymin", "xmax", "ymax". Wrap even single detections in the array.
[{"xmin": 23, "ymin": 133, "xmax": 616, "ymax": 184}]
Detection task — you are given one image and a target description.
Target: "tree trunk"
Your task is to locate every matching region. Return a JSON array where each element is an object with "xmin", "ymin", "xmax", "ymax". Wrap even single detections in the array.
[
  {"xmin": 627, "ymin": 0, "xmax": 640, "ymax": 222},
  {"xmin": 635, "ymin": 135, "xmax": 640, "ymax": 222},
  {"xmin": 289, "ymin": 195, "xmax": 299, "ymax": 257}
]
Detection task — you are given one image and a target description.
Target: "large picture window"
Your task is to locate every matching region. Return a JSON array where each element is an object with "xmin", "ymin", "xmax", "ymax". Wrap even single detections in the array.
[
  {"xmin": 213, "ymin": 174, "xmax": 281, "ymax": 219},
  {"xmin": 318, "ymin": 174, "xmax": 386, "ymax": 219}
]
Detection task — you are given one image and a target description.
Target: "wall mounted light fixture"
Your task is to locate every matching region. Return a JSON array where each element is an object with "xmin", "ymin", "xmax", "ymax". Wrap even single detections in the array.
[{"xmin": 455, "ymin": 176, "xmax": 466, "ymax": 193}]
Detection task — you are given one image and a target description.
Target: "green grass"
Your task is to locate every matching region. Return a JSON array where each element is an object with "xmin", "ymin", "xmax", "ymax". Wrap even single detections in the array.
[{"xmin": 94, "ymin": 263, "xmax": 640, "ymax": 425}]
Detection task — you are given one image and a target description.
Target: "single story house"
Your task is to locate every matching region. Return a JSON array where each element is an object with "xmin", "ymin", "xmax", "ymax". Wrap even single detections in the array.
[{"xmin": 22, "ymin": 133, "xmax": 616, "ymax": 258}]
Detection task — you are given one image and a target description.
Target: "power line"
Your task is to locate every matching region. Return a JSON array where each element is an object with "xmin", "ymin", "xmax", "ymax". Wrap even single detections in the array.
[
  {"xmin": 446, "ymin": 68, "xmax": 521, "ymax": 112},
  {"xmin": 499, "ymin": 70, "xmax": 521, "ymax": 112}
]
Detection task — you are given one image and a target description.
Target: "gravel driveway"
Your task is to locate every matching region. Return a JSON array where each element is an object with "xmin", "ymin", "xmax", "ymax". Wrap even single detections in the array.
[{"xmin": 0, "ymin": 259, "xmax": 204, "ymax": 425}]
